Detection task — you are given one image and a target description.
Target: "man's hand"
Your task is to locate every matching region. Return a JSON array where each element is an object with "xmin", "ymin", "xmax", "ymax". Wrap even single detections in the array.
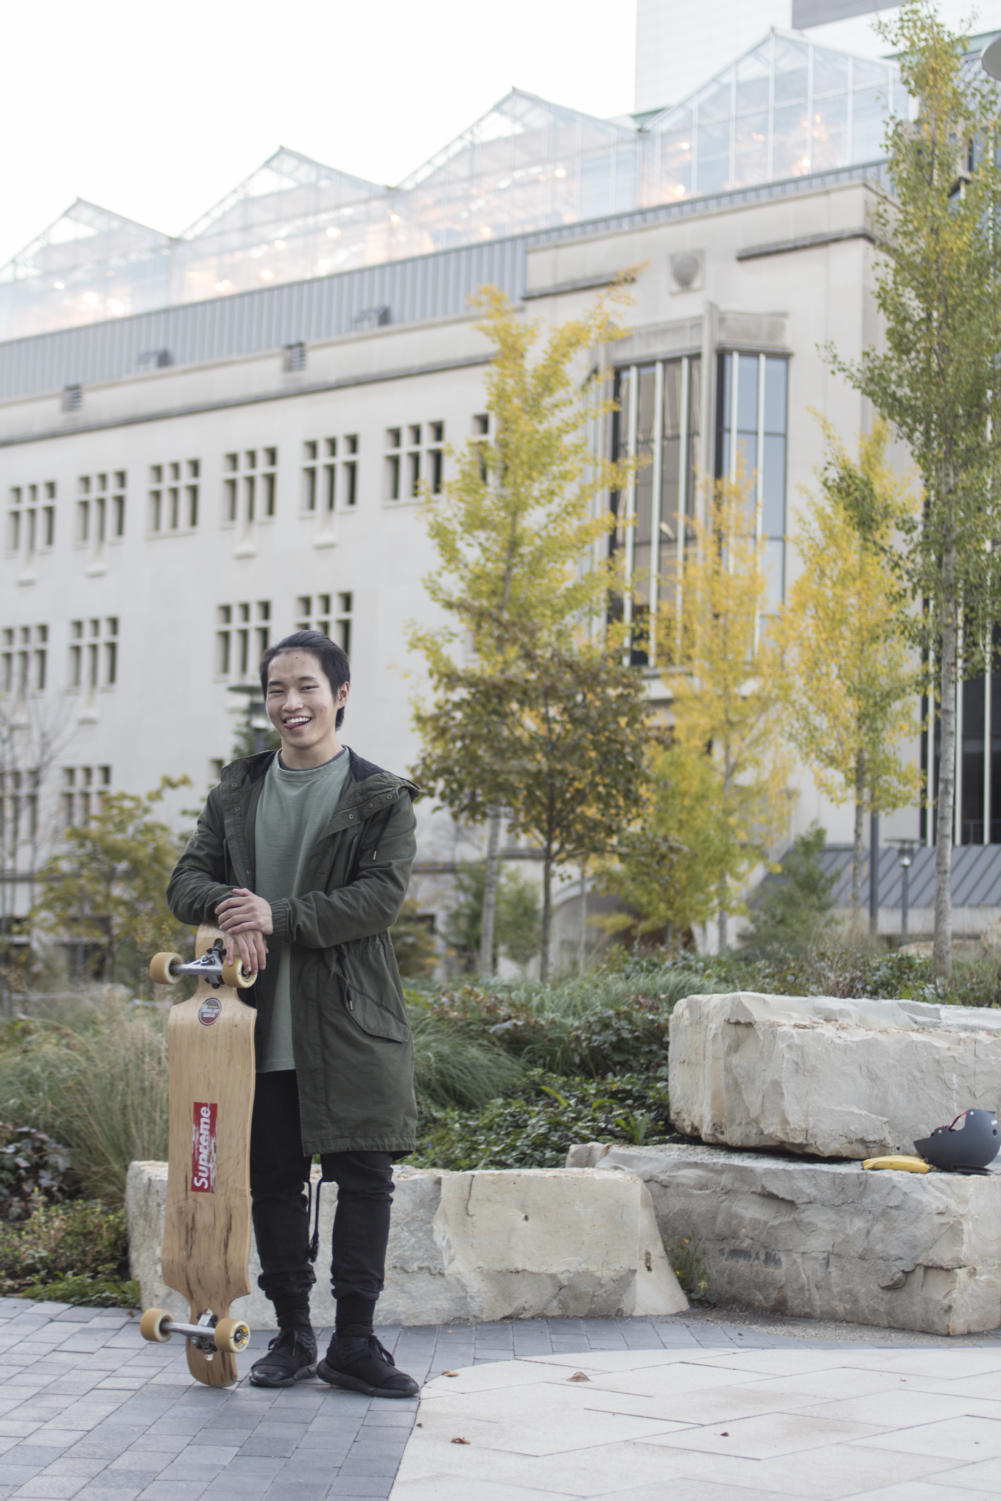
[
  {"xmin": 216, "ymin": 889, "xmax": 274, "ymax": 973},
  {"xmin": 226, "ymin": 927, "xmax": 269, "ymax": 975}
]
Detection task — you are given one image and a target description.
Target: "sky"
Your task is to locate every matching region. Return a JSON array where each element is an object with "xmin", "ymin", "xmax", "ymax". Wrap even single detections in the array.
[{"xmin": 0, "ymin": 0, "xmax": 637, "ymax": 269}]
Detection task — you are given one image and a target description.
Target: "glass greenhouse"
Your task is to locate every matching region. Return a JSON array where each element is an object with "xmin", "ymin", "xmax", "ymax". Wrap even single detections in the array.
[{"xmin": 0, "ymin": 31, "xmax": 905, "ymax": 343}]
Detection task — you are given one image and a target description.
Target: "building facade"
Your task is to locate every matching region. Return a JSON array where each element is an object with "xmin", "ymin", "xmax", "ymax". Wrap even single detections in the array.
[{"xmin": 4, "ymin": 22, "xmax": 996, "ymax": 968}]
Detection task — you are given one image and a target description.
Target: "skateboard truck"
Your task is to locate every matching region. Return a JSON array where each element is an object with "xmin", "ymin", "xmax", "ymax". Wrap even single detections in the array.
[
  {"xmin": 150, "ymin": 937, "xmax": 254, "ymax": 992},
  {"xmin": 140, "ymin": 1307, "xmax": 251, "ymax": 1354}
]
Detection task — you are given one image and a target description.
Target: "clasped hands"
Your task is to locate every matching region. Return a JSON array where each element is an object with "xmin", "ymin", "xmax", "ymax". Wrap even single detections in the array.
[{"xmin": 216, "ymin": 887, "xmax": 273, "ymax": 974}]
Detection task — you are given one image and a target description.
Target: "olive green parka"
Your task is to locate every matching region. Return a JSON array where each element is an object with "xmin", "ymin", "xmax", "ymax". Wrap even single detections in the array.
[{"xmin": 166, "ymin": 748, "xmax": 419, "ymax": 1155}]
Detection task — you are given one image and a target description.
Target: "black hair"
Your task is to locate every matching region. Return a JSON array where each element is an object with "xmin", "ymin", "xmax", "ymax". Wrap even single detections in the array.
[{"xmin": 259, "ymin": 631, "xmax": 351, "ymax": 729}]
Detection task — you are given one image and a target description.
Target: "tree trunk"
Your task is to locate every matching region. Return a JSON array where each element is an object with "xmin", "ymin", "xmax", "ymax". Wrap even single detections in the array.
[
  {"xmin": 934, "ymin": 545, "xmax": 958, "ymax": 980},
  {"xmin": 478, "ymin": 809, "xmax": 502, "ymax": 976},
  {"xmin": 540, "ymin": 855, "xmax": 553, "ymax": 982},
  {"xmin": 851, "ymin": 750, "xmax": 865, "ymax": 927},
  {"xmin": 577, "ymin": 862, "xmax": 588, "ymax": 974}
]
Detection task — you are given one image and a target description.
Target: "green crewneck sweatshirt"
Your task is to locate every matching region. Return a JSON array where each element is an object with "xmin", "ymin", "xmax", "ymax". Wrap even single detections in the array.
[{"xmin": 253, "ymin": 747, "xmax": 350, "ymax": 1072}]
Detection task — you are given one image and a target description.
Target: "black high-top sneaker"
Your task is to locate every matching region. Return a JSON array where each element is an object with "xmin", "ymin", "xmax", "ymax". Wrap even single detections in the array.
[
  {"xmin": 249, "ymin": 1325, "xmax": 318, "ymax": 1387},
  {"xmin": 317, "ymin": 1335, "xmax": 419, "ymax": 1398}
]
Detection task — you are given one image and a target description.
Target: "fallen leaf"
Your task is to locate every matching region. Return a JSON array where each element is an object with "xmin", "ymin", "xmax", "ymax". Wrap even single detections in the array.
[
  {"xmin": 451, "ymin": 1436, "xmax": 471, "ymax": 1445},
  {"xmin": 442, "ymin": 1370, "xmax": 459, "ymax": 1377},
  {"xmin": 568, "ymin": 1371, "xmax": 591, "ymax": 1382}
]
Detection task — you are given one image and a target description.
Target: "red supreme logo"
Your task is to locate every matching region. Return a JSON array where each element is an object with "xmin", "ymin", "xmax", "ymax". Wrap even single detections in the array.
[{"xmin": 191, "ymin": 1102, "xmax": 218, "ymax": 1193}]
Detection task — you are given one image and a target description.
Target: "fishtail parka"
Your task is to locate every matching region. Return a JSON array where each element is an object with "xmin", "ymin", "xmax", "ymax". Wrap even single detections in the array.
[{"xmin": 166, "ymin": 748, "xmax": 419, "ymax": 1155}]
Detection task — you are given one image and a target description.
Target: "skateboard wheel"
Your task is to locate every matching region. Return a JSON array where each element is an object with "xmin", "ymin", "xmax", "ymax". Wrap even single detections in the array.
[
  {"xmin": 140, "ymin": 1307, "xmax": 174, "ymax": 1343},
  {"xmin": 220, "ymin": 958, "xmax": 255, "ymax": 991},
  {"xmin": 149, "ymin": 952, "xmax": 182, "ymax": 985},
  {"xmin": 213, "ymin": 1318, "xmax": 251, "ymax": 1353}
]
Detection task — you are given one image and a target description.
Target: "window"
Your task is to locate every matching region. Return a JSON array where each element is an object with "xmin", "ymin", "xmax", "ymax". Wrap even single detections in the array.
[
  {"xmin": 61, "ymin": 765, "xmax": 111, "ymax": 829},
  {"xmin": 715, "ymin": 351, "xmax": 789, "ymax": 612},
  {"xmin": 294, "ymin": 592, "xmax": 352, "ymax": 655},
  {"xmin": 216, "ymin": 601, "xmax": 271, "ymax": 680},
  {"xmin": 384, "ymin": 421, "xmax": 444, "ymax": 501},
  {"xmin": 300, "ymin": 436, "xmax": 359, "ymax": 521},
  {"xmin": 1, "ymin": 624, "xmax": 48, "ymax": 697},
  {"xmin": 223, "ymin": 448, "xmax": 277, "ymax": 542},
  {"xmin": 609, "ymin": 356, "xmax": 702, "ymax": 665},
  {"xmin": 472, "ymin": 412, "xmax": 490, "ymax": 482},
  {"xmin": 68, "ymin": 617, "xmax": 118, "ymax": 693},
  {"xmin": 76, "ymin": 471, "xmax": 126, "ymax": 564},
  {"xmin": 0, "ymin": 768, "xmax": 40, "ymax": 851},
  {"xmin": 7, "ymin": 482, "xmax": 56, "ymax": 569},
  {"xmin": 149, "ymin": 459, "xmax": 199, "ymax": 533}
]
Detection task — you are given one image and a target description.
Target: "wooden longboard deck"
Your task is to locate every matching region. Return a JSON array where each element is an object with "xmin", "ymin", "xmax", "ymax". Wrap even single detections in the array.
[{"xmin": 161, "ymin": 925, "xmax": 256, "ymax": 1386}]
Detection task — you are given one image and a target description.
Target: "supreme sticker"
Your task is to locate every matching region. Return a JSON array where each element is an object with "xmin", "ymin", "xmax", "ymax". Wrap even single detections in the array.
[{"xmin": 191, "ymin": 1102, "xmax": 218, "ymax": 1193}]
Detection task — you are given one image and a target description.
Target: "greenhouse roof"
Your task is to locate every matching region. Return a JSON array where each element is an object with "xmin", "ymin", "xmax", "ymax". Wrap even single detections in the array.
[{"xmin": 0, "ymin": 31, "xmax": 907, "ymax": 344}]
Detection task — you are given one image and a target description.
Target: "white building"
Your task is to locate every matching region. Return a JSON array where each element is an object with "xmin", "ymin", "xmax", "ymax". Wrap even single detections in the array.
[
  {"xmin": 1, "ymin": 23, "xmax": 996, "ymax": 971},
  {"xmin": 635, "ymin": 0, "xmax": 1001, "ymax": 112}
]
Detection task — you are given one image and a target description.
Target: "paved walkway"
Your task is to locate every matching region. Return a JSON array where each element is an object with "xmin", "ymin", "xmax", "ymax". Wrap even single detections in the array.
[{"xmin": 0, "ymin": 1298, "xmax": 997, "ymax": 1501}]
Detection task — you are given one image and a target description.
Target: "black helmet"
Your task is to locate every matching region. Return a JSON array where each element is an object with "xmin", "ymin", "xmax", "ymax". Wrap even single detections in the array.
[{"xmin": 914, "ymin": 1109, "xmax": 1000, "ymax": 1172}]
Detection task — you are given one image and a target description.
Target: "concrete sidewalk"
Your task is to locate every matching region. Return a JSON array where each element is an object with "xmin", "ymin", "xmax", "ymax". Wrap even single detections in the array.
[{"xmin": 0, "ymin": 1298, "xmax": 996, "ymax": 1501}]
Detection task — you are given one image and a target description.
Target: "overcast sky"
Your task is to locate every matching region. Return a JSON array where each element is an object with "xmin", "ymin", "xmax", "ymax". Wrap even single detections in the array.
[{"xmin": 0, "ymin": 0, "xmax": 637, "ymax": 268}]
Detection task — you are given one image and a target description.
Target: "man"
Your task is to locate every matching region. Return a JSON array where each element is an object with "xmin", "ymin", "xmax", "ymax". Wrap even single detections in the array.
[{"xmin": 167, "ymin": 630, "xmax": 420, "ymax": 1397}]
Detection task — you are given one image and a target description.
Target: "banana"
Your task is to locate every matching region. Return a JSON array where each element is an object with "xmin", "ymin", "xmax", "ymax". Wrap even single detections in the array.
[{"xmin": 862, "ymin": 1155, "xmax": 932, "ymax": 1172}]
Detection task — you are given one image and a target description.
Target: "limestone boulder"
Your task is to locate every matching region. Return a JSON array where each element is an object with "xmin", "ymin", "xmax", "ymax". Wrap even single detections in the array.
[
  {"xmin": 567, "ymin": 1141, "xmax": 1001, "ymax": 1335},
  {"xmin": 126, "ymin": 1162, "xmax": 687, "ymax": 1329},
  {"xmin": 669, "ymin": 991, "xmax": 1001, "ymax": 1158}
]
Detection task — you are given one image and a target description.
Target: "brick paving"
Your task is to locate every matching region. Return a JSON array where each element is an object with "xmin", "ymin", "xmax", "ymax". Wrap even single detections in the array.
[{"xmin": 0, "ymin": 1299, "xmax": 996, "ymax": 1500}]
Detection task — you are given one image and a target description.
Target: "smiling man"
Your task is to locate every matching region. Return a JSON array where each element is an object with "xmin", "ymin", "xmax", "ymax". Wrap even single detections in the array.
[{"xmin": 166, "ymin": 630, "xmax": 420, "ymax": 1397}]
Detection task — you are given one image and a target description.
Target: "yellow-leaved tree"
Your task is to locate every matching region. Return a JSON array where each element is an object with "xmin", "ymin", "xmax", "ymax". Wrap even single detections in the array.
[
  {"xmin": 408, "ymin": 283, "xmax": 651, "ymax": 979},
  {"xmin": 776, "ymin": 420, "xmax": 921, "ymax": 918},
  {"xmin": 668, "ymin": 469, "xmax": 791, "ymax": 950}
]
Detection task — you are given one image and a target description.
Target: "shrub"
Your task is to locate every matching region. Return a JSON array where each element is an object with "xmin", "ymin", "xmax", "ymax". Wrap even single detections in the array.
[
  {"xmin": 0, "ymin": 1198, "xmax": 132, "ymax": 1300},
  {"xmin": 407, "ymin": 1068, "xmax": 675, "ymax": 1171},
  {"xmin": 0, "ymin": 1006, "xmax": 167, "ymax": 1206},
  {"xmin": 410, "ymin": 1009, "xmax": 526, "ymax": 1110},
  {"xmin": 0, "ymin": 1124, "xmax": 77, "ymax": 1220}
]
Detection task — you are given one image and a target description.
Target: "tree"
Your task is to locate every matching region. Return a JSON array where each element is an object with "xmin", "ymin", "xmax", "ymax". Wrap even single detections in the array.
[
  {"xmin": 740, "ymin": 823, "xmax": 836, "ymax": 955},
  {"xmin": 829, "ymin": 2, "xmax": 1001, "ymax": 976},
  {"xmin": 0, "ymin": 694, "xmax": 78, "ymax": 1009},
  {"xmin": 665, "ymin": 469, "xmax": 790, "ymax": 949},
  {"xmin": 409, "ymin": 283, "xmax": 651, "ymax": 979},
  {"xmin": 776, "ymin": 420, "xmax": 921, "ymax": 918},
  {"xmin": 595, "ymin": 732, "xmax": 732, "ymax": 951},
  {"xmin": 441, "ymin": 859, "xmax": 542, "ymax": 972},
  {"xmin": 31, "ymin": 776, "xmax": 192, "ymax": 988}
]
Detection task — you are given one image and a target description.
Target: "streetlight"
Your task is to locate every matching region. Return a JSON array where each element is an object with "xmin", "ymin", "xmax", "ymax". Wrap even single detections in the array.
[
  {"xmin": 982, "ymin": 34, "xmax": 1001, "ymax": 80},
  {"xmin": 899, "ymin": 850, "xmax": 913, "ymax": 943}
]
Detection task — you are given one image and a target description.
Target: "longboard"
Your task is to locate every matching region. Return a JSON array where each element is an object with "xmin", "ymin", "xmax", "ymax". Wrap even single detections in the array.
[{"xmin": 139, "ymin": 925, "xmax": 256, "ymax": 1386}]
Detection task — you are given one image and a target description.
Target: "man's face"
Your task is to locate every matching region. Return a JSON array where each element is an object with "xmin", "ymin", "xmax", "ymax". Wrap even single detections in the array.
[{"xmin": 265, "ymin": 649, "xmax": 348, "ymax": 768}]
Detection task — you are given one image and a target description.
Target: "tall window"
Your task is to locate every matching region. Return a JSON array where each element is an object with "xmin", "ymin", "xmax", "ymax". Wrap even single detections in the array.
[
  {"xmin": 68, "ymin": 617, "xmax": 118, "ymax": 693},
  {"xmin": 922, "ymin": 634, "xmax": 1001, "ymax": 847},
  {"xmin": 715, "ymin": 351, "xmax": 789, "ymax": 611},
  {"xmin": 384, "ymin": 422, "xmax": 444, "ymax": 501},
  {"xmin": 295, "ymin": 592, "xmax": 352, "ymax": 655},
  {"xmin": 149, "ymin": 460, "xmax": 200, "ymax": 533},
  {"xmin": 609, "ymin": 356, "xmax": 701, "ymax": 665},
  {"xmin": 0, "ymin": 768, "xmax": 40, "ymax": 852},
  {"xmin": 216, "ymin": 601, "xmax": 272, "ymax": 680},
  {"xmin": 76, "ymin": 472, "xmax": 126, "ymax": 565},
  {"xmin": 61, "ymin": 765, "xmax": 111, "ymax": 829},
  {"xmin": 1, "ymin": 624, "xmax": 48, "ymax": 697},
  {"xmin": 7, "ymin": 483, "xmax": 56, "ymax": 572},
  {"xmin": 301, "ymin": 436, "xmax": 359, "ymax": 516},
  {"xmin": 223, "ymin": 448, "xmax": 277, "ymax": 545}
]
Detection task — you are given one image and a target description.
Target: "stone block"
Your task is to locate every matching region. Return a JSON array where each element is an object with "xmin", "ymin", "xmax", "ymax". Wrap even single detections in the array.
[
  {"xmin": 567, "ymin": 1141, "xmax": 1001, "ymax": 1335},
  {"xmin": 669, "ymin": 991, "xmax": 1001, "ymax": 1158},
  {"xmin": 126, "ymin": 1161, "xmax": 687, "ymax": 1329}
]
